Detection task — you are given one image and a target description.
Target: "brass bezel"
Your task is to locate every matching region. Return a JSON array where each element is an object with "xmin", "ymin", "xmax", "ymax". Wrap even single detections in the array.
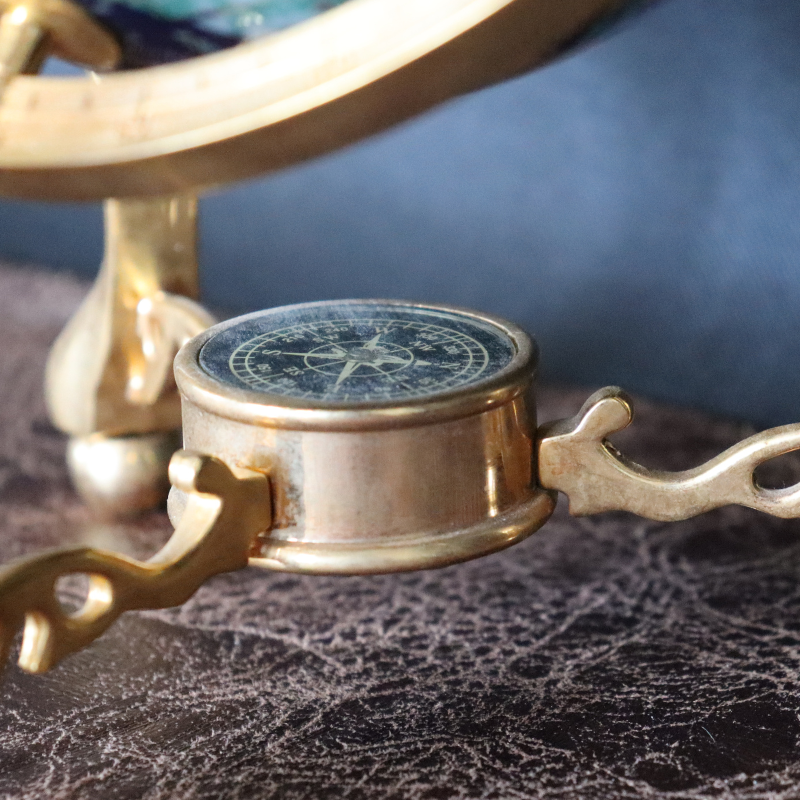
[{"xmin": 174, "ymin": 298, "xmax": 537, "ymax": 432}]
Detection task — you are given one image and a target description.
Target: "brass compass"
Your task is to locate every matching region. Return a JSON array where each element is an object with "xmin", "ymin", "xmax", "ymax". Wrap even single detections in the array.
[
  {"xmin": 4, "ymin": 298, "xmax": 800, "ymax": 675},
  {"xmin": 169, "ymin": 299, "xmax": 545, "ymax": 576}
]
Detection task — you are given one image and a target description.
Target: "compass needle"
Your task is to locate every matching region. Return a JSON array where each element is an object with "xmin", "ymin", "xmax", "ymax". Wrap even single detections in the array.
[
  {"xmin": 280, "ymin": 351, "xmax": 347, "ymax": 360},
  {"xmin": 334, "ymin": 359, "xmax": 362, "ymax": 387},
  {"xmin": 371, "ymin": 354, "xmax": 411, "ymax": 366}
]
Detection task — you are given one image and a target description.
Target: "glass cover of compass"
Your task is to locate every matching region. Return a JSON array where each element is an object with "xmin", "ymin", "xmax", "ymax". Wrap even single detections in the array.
[{"xmin": 198, "ymin": 300, "xmax": 523, "ymax": 408}]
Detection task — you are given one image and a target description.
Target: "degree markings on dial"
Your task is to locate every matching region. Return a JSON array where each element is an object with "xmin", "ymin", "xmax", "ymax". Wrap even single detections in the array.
[
  {"xmin": 208, "ymin": 309, "xmax": 511, "ymax": 403},
  {"xmin": 242, "ymin": 327, "xmax": 472, "ymax": 394}
]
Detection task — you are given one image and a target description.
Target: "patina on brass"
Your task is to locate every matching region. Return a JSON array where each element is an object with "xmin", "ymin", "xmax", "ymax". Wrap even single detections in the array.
[{"xmin": 45, "ymin": 196, "xmax": 214, "ymax": 515}]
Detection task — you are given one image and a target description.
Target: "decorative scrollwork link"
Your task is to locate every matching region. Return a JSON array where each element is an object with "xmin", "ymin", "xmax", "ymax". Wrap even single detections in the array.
[
  {"xmin": 0, "ymin": 451, "xmax": 270, "ymax": 674},
  {"xmin": 538, "ymin": 386, "xmax": 800, "ymax": 521}
]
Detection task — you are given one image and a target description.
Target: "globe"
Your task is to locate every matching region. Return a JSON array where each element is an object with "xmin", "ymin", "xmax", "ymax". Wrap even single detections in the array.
[{"xmin": 69, "ymin": 0, "xmax": 658, "ymax": 68}]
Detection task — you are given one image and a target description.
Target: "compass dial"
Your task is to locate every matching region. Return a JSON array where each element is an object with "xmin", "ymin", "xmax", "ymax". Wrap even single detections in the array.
[{"xmin": 198, "ymin": 301, "xmax": 518, "ymax": 405}]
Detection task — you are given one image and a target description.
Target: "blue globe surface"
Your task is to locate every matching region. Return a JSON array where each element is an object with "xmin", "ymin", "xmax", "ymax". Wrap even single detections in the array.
[{"xmin": 69, "ymin": 0, "xmax": 656, "ymax": 68}]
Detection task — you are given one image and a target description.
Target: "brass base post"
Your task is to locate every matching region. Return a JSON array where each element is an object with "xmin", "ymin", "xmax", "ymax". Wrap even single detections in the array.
[{"xmin": 45, "ymin": 196, "xmax": 214, "ymax": 517}]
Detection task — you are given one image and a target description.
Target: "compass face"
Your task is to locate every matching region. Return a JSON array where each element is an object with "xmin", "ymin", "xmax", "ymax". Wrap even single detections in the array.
[{"xmin": 198, "ymin": 301, "xmax": 518, "ymax": 406}]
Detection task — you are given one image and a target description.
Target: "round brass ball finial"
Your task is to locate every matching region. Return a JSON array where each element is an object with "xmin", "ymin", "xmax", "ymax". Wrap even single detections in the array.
[{"xmin": 67, "ymin": 431, "xmax": 180, "ymax": 518}]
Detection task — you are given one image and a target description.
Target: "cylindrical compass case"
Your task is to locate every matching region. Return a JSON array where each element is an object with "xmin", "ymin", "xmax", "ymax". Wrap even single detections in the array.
[{"xmin": 172, "ymin": 300, "xmax": 555, "ymax": 574}]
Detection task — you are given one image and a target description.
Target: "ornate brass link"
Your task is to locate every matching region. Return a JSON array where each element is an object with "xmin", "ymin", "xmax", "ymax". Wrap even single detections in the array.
[
  {"xmin": 0, "ymin": 452, "xmax": 271, "ymax": 674},
  {"xmin": 538, "ymin": 386, "xmax": 800, "ymax": 521}
]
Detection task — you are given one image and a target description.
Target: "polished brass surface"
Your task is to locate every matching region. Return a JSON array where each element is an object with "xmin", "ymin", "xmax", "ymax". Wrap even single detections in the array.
[
  {"xmin": 0, "ymin": 0, "xmax": 119, "ymax": 97},
  {"xmin": 0, "ymin": 3, "xmax": 43, "ymax": 96},
  {"xmin": 254, "ymin": 492, "xmax": 556, "ymax": 574},
  {"xmin": 171, "ymin": 301, "xmax": 555, "ymax": 573},
  {"xmin": 45, "ymin": 195, "xmax": 214, "ymax": 513},
  {"xmin": 46, "ymin": 195, "xmax": 213, "ymax": 438},
  {"xmin": 67, "ymin": 431, "xmax": 181, "ymax": 518},
  {"xmin": 0, "ymin": 0, "xmax": 626, "ymax": 199},
  {"xmin": 173, "ymin": 394, "xmax": 555, "ymax": 574},
  {"xmin": 538, "ymin": 386, "xmax": 800, "ymax": 521},
  {"xmin": 0, "ymin": 450, "xmax": 271, "ymax": 674}
]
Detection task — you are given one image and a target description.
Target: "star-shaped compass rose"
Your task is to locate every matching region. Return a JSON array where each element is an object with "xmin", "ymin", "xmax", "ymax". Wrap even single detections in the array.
[
  {"xmin": 212, "ymin": 305, "xmax": 510, "ymax": 402},
  {"xmin": 281, "ymin": 333, "xmax": 429, "ymax": 388}
]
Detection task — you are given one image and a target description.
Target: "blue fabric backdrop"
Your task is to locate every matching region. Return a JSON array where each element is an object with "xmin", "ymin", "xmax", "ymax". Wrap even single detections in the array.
[{"xmin": 0, "ymin": 0, "xmax": 798, "ymax": 426}]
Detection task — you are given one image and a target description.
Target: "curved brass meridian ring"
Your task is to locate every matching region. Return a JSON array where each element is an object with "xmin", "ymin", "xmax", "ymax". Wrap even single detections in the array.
[{"xmin": 0, "ymin": 0, "xmax": 626, "ymax": 199}]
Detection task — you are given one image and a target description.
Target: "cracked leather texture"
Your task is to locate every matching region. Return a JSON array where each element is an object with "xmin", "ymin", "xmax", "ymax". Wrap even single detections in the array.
[{"xmin": 1, "ymin": 264, "xmax": 800, "ymax": 799}]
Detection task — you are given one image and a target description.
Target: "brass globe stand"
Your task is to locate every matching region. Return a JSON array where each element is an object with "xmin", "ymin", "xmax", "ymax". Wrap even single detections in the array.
[
  {"xmin": 3, "ymin": 0, "xmax": 800, "ymax": 684},
  {"xmin": 0, "ymin": 0, "xmax": 212, "ymax": 513}
]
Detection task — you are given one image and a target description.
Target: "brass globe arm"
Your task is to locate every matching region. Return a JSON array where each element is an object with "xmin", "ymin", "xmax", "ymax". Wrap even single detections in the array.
[
  {"xmin": 0, "ymin": 0, "xmax": 119, "ymax": 97},
  {"xmin": 0, "ymin": 452, "xmax": 270, "ymax": 674}
]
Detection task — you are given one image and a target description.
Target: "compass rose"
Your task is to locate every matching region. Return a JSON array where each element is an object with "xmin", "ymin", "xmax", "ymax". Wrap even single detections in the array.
[
  {"xmin": 280, "ymin": 333, "xmax": 428, "ymax": 388},
  {"xmin": 205, "ymin": 304, "xmax": 513, "ymax": 403}
]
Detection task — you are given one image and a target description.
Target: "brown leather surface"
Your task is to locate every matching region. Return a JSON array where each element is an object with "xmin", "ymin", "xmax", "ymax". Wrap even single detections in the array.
[{"xmin": 1, "ymin": 264, "xmax": 800, "ymax": 799}]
